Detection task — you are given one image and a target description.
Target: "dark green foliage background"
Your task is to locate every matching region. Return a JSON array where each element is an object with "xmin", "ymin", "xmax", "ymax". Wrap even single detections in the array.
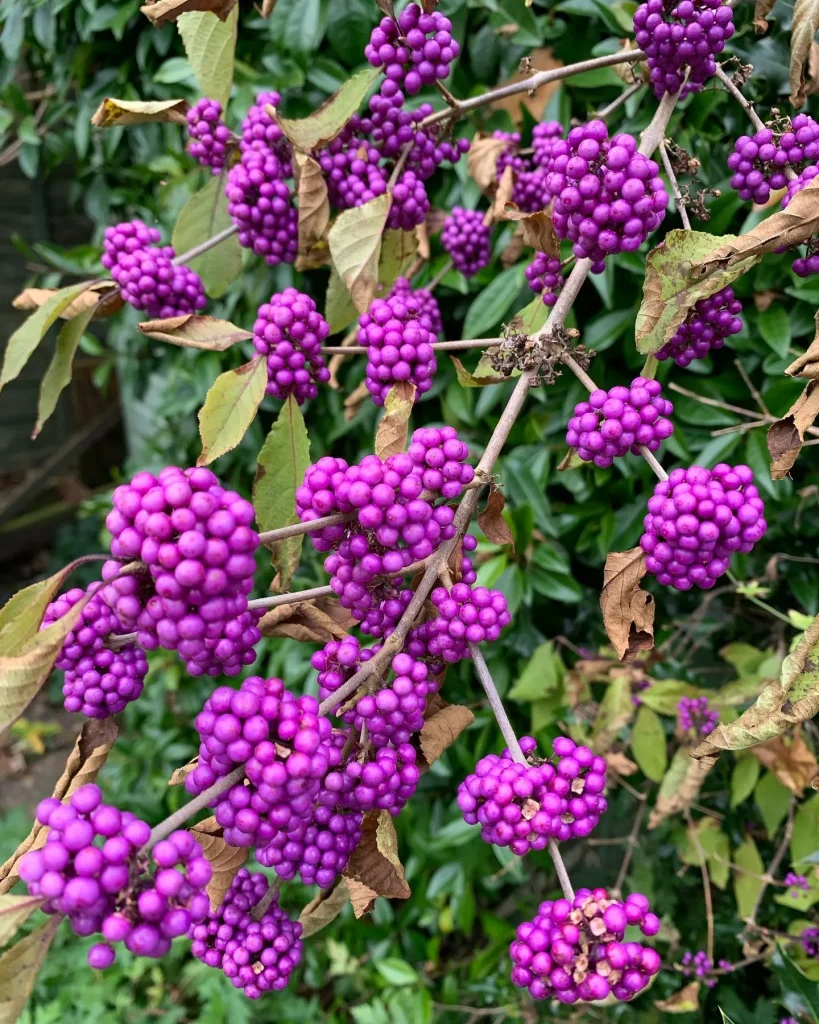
[{"xmin": 1, "ymin": 0, "xmax": 818, "ymax": 1021}]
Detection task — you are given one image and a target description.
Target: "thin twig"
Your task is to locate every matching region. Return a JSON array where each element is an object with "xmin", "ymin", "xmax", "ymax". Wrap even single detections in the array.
[
  {"xmin": 734, "ymin": 358, "xmax": 771, "ymax": 417},
  {"xmin": 426, "ymin": 258, "xmax": 454, "ymax": 293},
  {"xmin": 387, "ymin": 140, "xmax": 414, "ymax": 190},
  {"xmin": 685, "ymin": 807, "xmax": 715, "ymax": 961},
  {"xmin": 252, "ymin": 877, "xmax": 281, "ymax": 919},
  {"xmin": 171, "ymin": 224, "xmax": 238, "ymax": 266},
  {"xmin": 659, "ymin": 140, "xmax": 692, "ymax": 230},
  {"xmin": 320, "ymin": 337, "xmax": 502, "ymax": 356},
  {"xmin": 247, "ymin": 584, "xmax": 333, "ymax": 611},
  {"xmin": 595, "ymin": 82, "xmax": 644, "ymax": 120},
  {"xmin": 141, "ymin": 765, "xmax": 245, "ymax": 853}
]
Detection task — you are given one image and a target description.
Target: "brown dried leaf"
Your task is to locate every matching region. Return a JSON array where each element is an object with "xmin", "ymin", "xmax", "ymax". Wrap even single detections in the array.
[
  {"xmin": 558, "ymin": 448, "xmax": 585, "ymax": 472},
  {"xmin": 294, "ymin": 152, "xmax": 330, "ymax": 256},
  {"xmin": 501, "ymin": 205, "xmax": 559, "ymax": 257},
  {"xmin": 606, "ymin": 751, "xmax": 639, "ymax": 777},
  {"xmin": 420, "ymin": 0, "xmax": 438, "ymax": 11},
  {"xmin": 478, "ymin": 485, "xmax": 514, "ymax": 548},
  {"xmin": 190, "ymin": 817, "xmax": 248, "ymax": 910},
  {"xmin": 754, "ymin": 0, "xmax": 777, "ymax": 33},
  {"xmin": 655, "ymin": 981, "xmax": 701, "ymax": 1013},
  {"xmin": 501, "ymin": 224, "xmax": 526, "ymax": 268},
  {"xmin": 375, "ymin": 381, "xmax": 416, "ymax": 461},
  {"xmin": 787, "ymin": 311, "xmax": 819, "ymax": 378},
  {"xmin": 91, "ymin": 97, "xmax": 189, "ymax": 127},
  {"xmin": 260, "ymin": 0, "xmax": 277, "ymax": 15},
  {"xmin": 169, "ymin": 756, "xmax": 198, "ymax": 786},
  {"xmin": 138, "ymin": 315, "xmax": 253, "ymax": 351},
  {"xmin": 467, "ymin": 135, "xmax": 507, "ymax": 193},
  {"xmin": 140, "ymin": 0, "xmax": 237, "ymax": 27},
  {"xmin": 490, "ymin": 165, "xmax": 516, "ymax": 223},
  {"xmin": 375, "ymin": 0, "xmax": 395, "ymax": 16},
  {"xmin": 613, "ymin": 38, "xmax": 650, "ymax": 84},
  {"xmin": 420, "ymin": 703, "xmax": 474, "ymax": 766},
  {"xmin": 749, "ymin": 730, "xmax": 818, "ymax": 793},
  {"xmin": 767, "ymin": 380, "xmax": 819, "ymax": 479},
  {"xmin": 344, "ymin": 379, "xmax": 371, "ymax": 422},
  {"xmin": 791, "ymin": 0, "xmax": 819, "ymax": 106},
  {"xmin": 0, "ymin": 719, "xmax": 117, "ymax": 894},
  {"xmin": 648, "ymin": 746, "xmax": 710, "ymax": 828},
  {"xmin": 259, "ymin": 598, "xmax": 355, "ymax": 644},
  {"xmin": 343, "ymin": 810, "xmax": 410, "ymax": 918},
  {"xmin": 12, "ymin": 283, "xmax": 119, "ymax": 320},
  {"xmin": 415, "ymin": 219, "xmax": 431, "ymax": 260},
  {"xmin": 600, "ymin": 547, "xmax": 656, "ymax": 662},
  {"xmin": 0, "ymin": 916, "xmax": 61, "ymax": 1023},
  {"xmin": 298, "ymin": 879, "xmax": 350, "ymax": 938}
]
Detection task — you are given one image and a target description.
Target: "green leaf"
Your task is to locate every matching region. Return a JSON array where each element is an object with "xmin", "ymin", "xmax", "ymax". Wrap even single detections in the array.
[
  {"xmin": 507, "ymin": 642, "xmax": 565, "ymax": 703},
  {"xmin": 450, "ymin": 354, "xmax": 508, "ymax": 388},
  {"xmin": 0, "ymin": 916, "xmax": 60, "ymax": 1024},
  {"xmin": 171, "ymin": 176, "xmax": 242, "ymax": 298},
  {"xmin": 276, "ymin": 66, "xmax": 380, "ymax": 151},
  {"xmin": 720, "ymin": 1010, "xmax": 738, "ymax": 1024},
  {"xmin": 253, "ymin": 396, "xmax": 311, "ymax": 592},
  {"xmin": 177, "ymin": 5, "xmax": 238, "ymax": 109},
  {"xmin": 791, "ymin": 793, "xmax": 819, "ymax": 868},
  {"xmin": 631, "ymin": 705, "xmax": 667, "ymax": 782},
  {"xmin": 730, "ymin": 756, "xmax": 761, "ymax": 809},
  {"xmin": 635, "ymin": 230, "xmax": 760, "ymax": 354},
  {"xmin": 33, "ymin": 302, "xmax": 98, "ymax": 439},
  {"xmin": 639, "ymin": 679, "xmax": 706, "ymax": 716},
  {"xmin": 733, "ymin": 837, "xmax": 765, "ymax": 920},
  {"xmin": 462, "ymin": 265, "xmax": 525, "ymax": 341},
  {"xmin": 0, "ymin": 564, "xmax": 90, "ymax": 657},
  {"xmin": 197, "ymin": 355, "xmax": 267, "ymax": 465},
  {"xmin": 774, "ymin": 944, "xmax": 819, "ymax": 1023},
  {"xmin": 269, "ymin": 0, "xmax": 325, "ymax": 54},
  {"xmin": 328, "ymin": 194, "xmax": 392, "ymax": 314},
  {"xmin": 0, "ymin": 282, "xmax": 93, "ymax": 394},
  {"xmin": 514, "ymin": 294, "xmax": 549, "ymax": 335},
  {"xmin": 758, "ymin": 304, "xmax": 791, "ymax": 358},
  {"xmin": 755, "ymin": 771, "xmax": 791, "ymax": 840},
  {"xmin": 374, "ymin": 958, "xmax": 419, "ymax": 987},
  {"xmin": 325, "ymin": 266, "xmax": 358, "ymax": 335}
]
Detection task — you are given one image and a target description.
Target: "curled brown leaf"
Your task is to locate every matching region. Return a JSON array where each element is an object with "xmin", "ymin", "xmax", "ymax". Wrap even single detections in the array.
[
  {"xmin": 419, "ymin": 702, "xmax": 475, "ymax": 767},
  {"xmin": 767, "ymin": 380, "xmax": 819, "ymax": 479},
  {"xmin": 343, "ymin": 810, "xmax": 410, "ymax": 918},
  {"xmin": 600, "ymin": 547, "xmax": 655, "ymax": 662},
  {"xmin": 477, "ymin": 485, "xmax": 514, "ymax": 547}
]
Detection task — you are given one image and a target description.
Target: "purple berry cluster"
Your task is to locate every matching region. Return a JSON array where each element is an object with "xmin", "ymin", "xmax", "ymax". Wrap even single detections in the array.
[
  {"xmin": 428, "ymin": 583, "xmax": 511, "ymax": 663},
  {"xmin": 566, "ymin": 378, "xmax": 674, "ymax": 468},
  {"xmin": 365, "ymin": 3, "xmax": 460, "ymax": 96},
  {"xmin": 656, "ymin": 287, "xmax": 743, "ymax": 367},
  {"xmin": 634, "ymin": 0, "xmax": 734, "ymax": 99},
  {"xmin": 186, "ymin": 97, "xmax": 234, "ymax": 175},
  {"xmin": 493, "ymin": 130, "xmax": 550, "ymax": 213},
  {"xmin": 681, "ymin": 949, "xmax": 718, "ymax": 987},
  {"xmin": 226, "ymin": 148, "xmax": 298, "ymax": 267},
  {"xmin": 510, "ymin": 888, "xmax": 661, "ymax": 1003},
  {"xmin": 640, "ymin": 464, "xmax": 767, "ymax": 591},
  {"xmin": 358, "ymin": 294, "xmax": 438, "ymax": 405},
  {"xmin": 525, "ymin": 252, "xmax": 564, "ymax": 307},
  {"xmin": 729, "ymin": 115, "xmax": 819, "ymax": 205},
  {"xmin": 18, "ymin": 784, "xmax": 211, "ymax": 969},
  {"xmin": 239, "ymin": 91, "xmax": 289, "ymax": 162},
  {"xmin": 341, "ymin": 741, "xmax": 421, "ymax": 816},
  {"xmin": 106, "ymin": 466, "xmax": 260, "ymax": 677},
  {"xmin": 532, "ymin": 120, "xmax": 565, "ymax": 173},
  {"xmin": 102, "ymin": 220, "xmax": 207, "ymax": 318},
  {"xmin": 677, "ymin": 696, "xmax": 719, "ymax": 737},
  {"xmin": 785, "ymin": 872, "xmax": 810, "ymax": 894},
  {"xmin": 457, "ymin": 736, "xmax": 607, "ymax": 854},
  {"xmin": 441, "ymin": 207, "xmax": 491, "ymax": 278},
  {"xmin": 801, "ymin": 927, "xmax": 819, "ymax": 959},
  {"xmin": 252, "ymin": 288, "xmax": 330, "ymax": 403},
  {"xmin": 547, "ymin": 122, "xmax": 668, "ymax": 269},
  {"xmin": 42, "ymin": 584, "xmax": 147, "ymax": 718},
  {"xmin": 192, "ymin": 869, "xmax": 303, "ymax": 998},
  {"xmin": 388, "ymin": 276, "xmax": 443, "ymax": 337},
  {"xmin": 187, "ymin": 676, "xmax": 334, "ymax": 848},
  {"xmin": 781, "ymin": 165, "xmax": 819, "ymax": 276}
]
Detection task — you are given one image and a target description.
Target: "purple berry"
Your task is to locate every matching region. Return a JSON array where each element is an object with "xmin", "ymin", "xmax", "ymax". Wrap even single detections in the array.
[
  {"xmin": 253, "ymin": 288, "xmax": 330, "ymax": 404},
  {"xmin": 441, "ymin": 207, "xmax": 491, "ymax": 278}
]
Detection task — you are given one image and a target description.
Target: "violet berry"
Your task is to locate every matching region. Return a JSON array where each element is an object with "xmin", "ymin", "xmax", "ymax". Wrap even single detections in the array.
[
  {"xmin": 441, "ymin": 207, "xmax": 491, "ymax": 278},
  {"xmin": 525, "ymin": 252, "xmax": 564, "ymax": 307},
  {"xmin": 428, "ymin": 583, "xmax": 511, "ymax": 663},
  {"xmin": 677, "ymin": 696, "xmax": 719, "ymax": 737},
  {"xmin": 358, "ymin": 293, "xmax": 438, "ymax": 405},
  {"xmin": 186, "ymin": 97, "xmax": 234, "ymax": 174},
  {"xmin": 656, "ymin": 287, "xmax": 743, "ymax": 367},
  {"xmin": 252, "ymin": 288, "xmax": 330, "ymax": 403}
]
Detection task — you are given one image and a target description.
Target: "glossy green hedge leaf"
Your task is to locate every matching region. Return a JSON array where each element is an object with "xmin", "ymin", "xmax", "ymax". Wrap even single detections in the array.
[
  {"xmin": 730, "ymin": 755, "xmax": 761, "ymax": 809},
  {"xmin": 33, "ymin": 301, "xmax": 98, "ymax": 439},
  {"xmin": 276, "ymin": 66, "xmax": 380, "ymax": 151},
  {"xmin": 0, "ymin": 916, "xmax": 60, "ymax": 1024},
  {"xmin": 462, "ymin": 264, "xmax": 525, "ymax": 341},
  {"xmin": 177, "ymin": 5, "xmax": 237, "ymax": 108},
  {"xmin": 755, "ymin": 771, "xmax": 791, "ymax": 840},
  {"xmin": 733, "ymin": 837, "xmax": 765, "ymax": 920},
  {"xmin": 253, "ymin": 396, "xmax": 311, "ymax": 592},
  {"xmin": 171, "ymin": 176, "xmax": 242, "ymax": 298},
  {"xmin": 374, "ymin": 958, "xmax": 419, "ymax": 987},
  {"xmin": 791, "ymin": 793, "xmax": 819, "ymax": 868},
  {"xmin": 269, "ymin": 0, "xmax": 324, "ymax": 55},
  {"xmin": 507, "ymin": 642, "xmax": 565, "ymax": 703},
  {"xmin": 328, "ymin": 193, "xmax": 392, "ymax": 314},
  {"xmin": 0, "ymin": 282, "xmax": 92, "ymax": 395},
  {"xmin": 0, "ymin": 895, "xmax": 44, "ymax": 946},
  {"xmin": 758, "ymin": 303, "xmax": 792, "ymax": 359},
  {"xmin": 631, "ymin": 705, "xmax": 667, "ymax": 782},
  {"xmin": 773, "ymin": 944, "xmax": 819, "ymax": 1022},
  {"xmin": 197, "ymin": 355, "xmax": 267, "ymax": 465},
  {"xmin": 636, "ymin": 230, "xmax": 760, "ymax": 354}
]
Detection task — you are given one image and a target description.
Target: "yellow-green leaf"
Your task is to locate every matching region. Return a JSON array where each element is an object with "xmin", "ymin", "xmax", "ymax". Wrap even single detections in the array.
[
  {"xmin": 655, "ymin": 981, "xmax": 701, "ymax": 1013},
  {"xmin": 636, "ymin": 230, "xmax": 759, "ymax": 354},
  {"xmin": 508, "ymin": 642, "xmax": 565, "ymax": 703},
  {"xmin": 375, "ymin": 382, "xmax": 416, "ymax": 460},
  {"xmin": 275, "ymin": 66, "xmax": 380, "ymax": 151},
  {"xmin": 253, "ymin": 395, "xmax": 311, "ymax": 592},
  {"xmin": 137, "ymin": 314, "xmax": 252, "ymax": 350},
  {"xmin": 197, "ymin": 355, "xmax": 267, "ymax": 466},
  {"xmin": 0, "ymin": 563, "xmax": 85, "ymax": 656},
  {"xmin": 328, "ymin": 193, "xmax": 392, "ymax": 314},
  {"xmin": 0, "ymin": 589, "xmax": 94, "ymax": 733},
  {"xmin": 648, "ymin": 746, "xmax": 709, "ymax": 828},
  {"xmin": 91, "ymin": 97, "xmax": 189, "ymax": 127},
  {"xmin": 640, "ymin": 679, "xmax": 707, "ymax": 716},
  {"xmin": 631, "ymin": 705, "xmax": 668, "ymax": 782},
  {"xmin": 0, "ymin": 282, "xmax": 93, "ymax": 395},
  {"xmin": 325, "ymin": 266, "xmax": 358, "ymax": 335},
  {"xmin": 0, "ymin": 895, "xmax": 44, "ymax": 947},
  {"xmin": 450, "ymin": 354, "xmax": 508, "ymax": 387},
  {"xmin": 730, "ymin": 755, "xmax": 761, "ymax": 809},
  {"xmin": 0, "ymin": 916, "xmax": 60, "ymax": 1024},
  {"xmin": 791, "ymin": 792, "xmax": 819, "ymax": 867},
  {"xmin": 177, "ymin": 5, "xmax": 237, "ymax": 109},
  {"xmin": 378, "ymin": 229, "xmax": 418, "ymax": 296},
  {"xmin": 791, "ymin": 0, "xmax": 819, "ymax": 106},
  {"xmin": 171, "ymin": 176, "xmax": 241, "ymax": 298},
  {"xmin": 755, "ymin": 771, "xmax": 791, "ymax": 839},
  {"xmin": 734, "ymin": 837, "xmax": 765, "ymax": 920},
  {"xmin": 33, "ymin": 301, "xmax": 99, "ymax": 439},
  {"xmin": 514, "ymin": 294, "xmax": 549, "ymax": 335}
]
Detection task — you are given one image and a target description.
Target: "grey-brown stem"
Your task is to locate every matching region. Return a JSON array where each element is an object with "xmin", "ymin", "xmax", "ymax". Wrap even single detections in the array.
[
  {"xmin": 142, "ymin": 764, "xmax": 245, "ymax": 854},
  {"xmin": 171, "ymin": 224, "xmax": 239, "ymax": 267},
  {"xmin": 659, "ymin": 140, "xmax": 692, "ymax": 231}
]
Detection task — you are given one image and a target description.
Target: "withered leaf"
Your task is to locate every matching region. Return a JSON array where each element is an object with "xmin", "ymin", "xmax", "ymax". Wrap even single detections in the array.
[
  {"xmin": 298, "ymin": 879, "xmax": 350, "ymax": 938},
  {"xmin": 467, "ymin": 135, "xmax": 507, "ymax": 193},
  {"xmin": 419, "ymin": 702, "xmax": 474, "ymax": 766},
  {"xmin": 140, "ymin": 0, "xmax": 237, "ymax": 27},
  {"xmin": 0, "ymin": 895, "xmax": 45, "ymax": 947},
  {"xmin": 260, "ymin": 0, "xmax": 277, "ymax": 15},
  {"xmin": 343, "ymin": 810, "xmax": 410, "ymax": 918},
  {"xmin": 590, "ymin": 674, "xmax": 634, "ymax": 754},
  {"xmin": 0, "ymin": 718, "xmax": 118, "ymax": 894},
  {"xmin": 791, "ymin": 0, "xmax": 819, "ymax": 106},
  {"xmin": 169, "ymin": 756, "xmax": 198, "ymax": 786},
  {"xmin": 12, "ymin": 283, "xmax": 119, "ymax": 321},
  {"xmin": 294, "ymin": 152, "xmax": 330, "ymax": 257},
  {"xmin": 648, "ymin": 746, "xmax": 711, "ymax": 828},
  {"xmin": 190, "ymin": 817, "xmax": 248, "ymax": 910},
  {"xmin": 477, "ymin": 485, "xmax": 514, "ymax": 548},
  {"xmin": 138, "ymin": 315, "xmax": 253, "ymax": 351},
  {"xmin": 0, "ymin": 916, "xmax": 61, "ymax": 1023},
  {"xmin": 415, "ymin": 219, "xmax": 431, "ymax": 260},
  {"xmin": 259, "ymin": 598, "xmax": 355, "ymax": 644},
  {"xmin": 754, "ymin": 0, "xmax": 777, "ymax": 33},
  {"xmin": 655, "ymin": 981, "xmax": 701, "ymax": 1013},
  {"xmin": 749, "ymin": 729, "xmax": 818, "ymax": 794},
  {"xmin": 91, "ymin": 97, "xmax": 189, "ymax": 128},
  {"xmin": 786, "ymin": 311, "xmax": 819, "ymax": 378},
  {"xmin": 490, "ymin": 165, "xmax": 516, "ymax": 223},
  {"xmin": 767, "ymin": 380, "xmax": 819, "ymax": 479},
  {"xmin": 600, "ymin": 547, "xmax": 655, "ymax": 662},
  {"xmin": 501, "ymin": 205, "xmax": 559, "ymax": 257},
  {"xmin": 425, "ymin": 208, "xmax": 448, "ymax": 237},
  {"xmin": 374, "ymin": 381, "xmax": 416, "ymax": 461},
  {"xmin": 501, "ymin": 224, "xmax": 526, "ymax": 268},
  {"xmin": 605, "ymin": 751, "xmax": 640, "ymax": 777}
]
